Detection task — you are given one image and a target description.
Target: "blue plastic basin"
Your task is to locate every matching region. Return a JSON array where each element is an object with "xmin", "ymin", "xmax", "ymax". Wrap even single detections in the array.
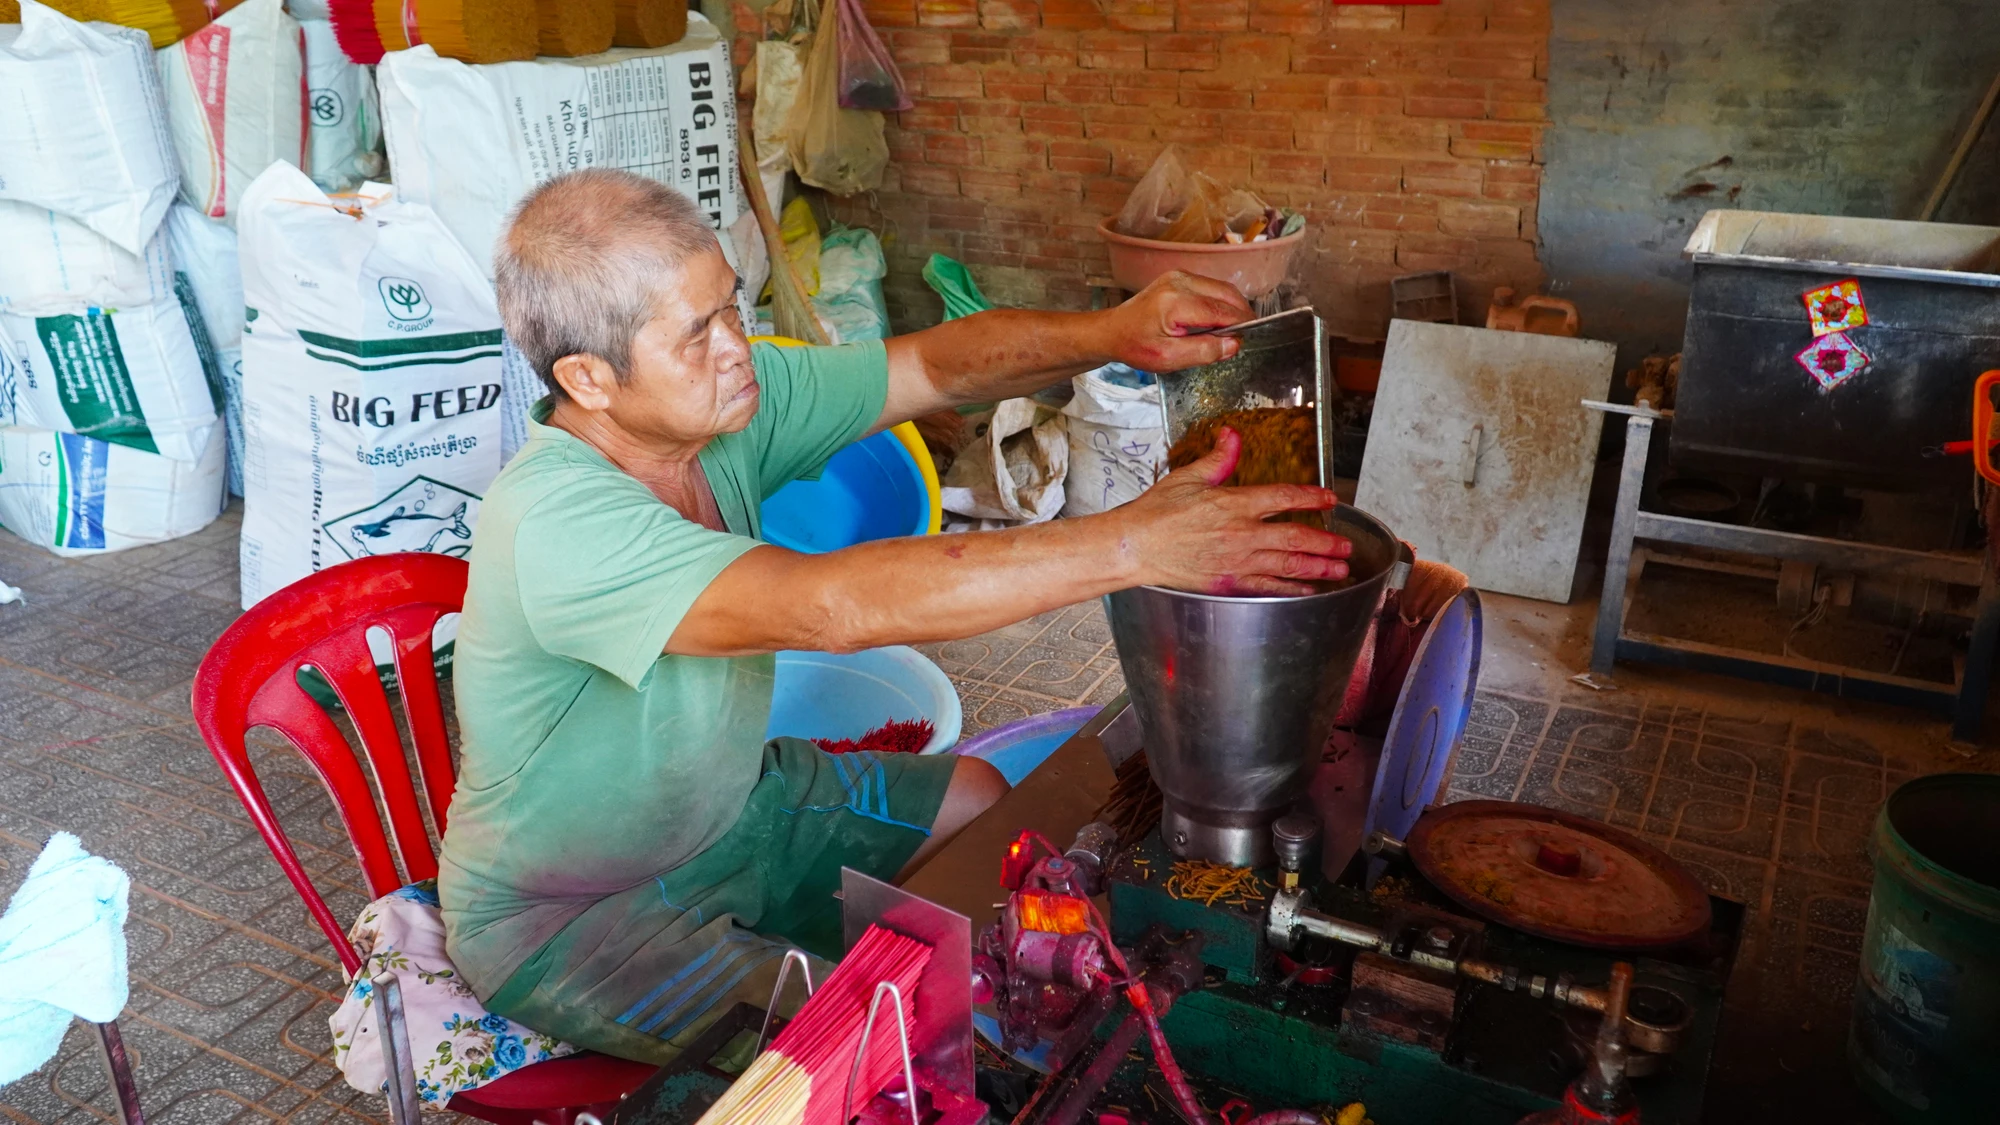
[
  {"xmin": 761, "ymin": 430, "xmax": 929, "ymax": 553},
  {"xmin": 767, "ymin": 646, "xmax": 962, "ymax": 755},
  {"xmin": 952, "ymin": 707, "xmax": 1096, "ymax": 786}
]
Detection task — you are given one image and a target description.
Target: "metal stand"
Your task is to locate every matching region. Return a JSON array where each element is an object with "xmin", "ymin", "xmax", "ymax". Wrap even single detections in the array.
[
  {"xmin": 372, "ymin": 972, "xmax": 424, "ymax": 1125},
  {"xmin": 1587, "ymin": 403, "xmax": 2000, "ymax": 743}
]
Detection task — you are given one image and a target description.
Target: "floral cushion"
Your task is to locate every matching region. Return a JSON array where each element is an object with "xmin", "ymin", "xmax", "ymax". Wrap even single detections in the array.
[{"xmin": 329, "ymin": 881, "xmax": 575, "ymax": 1106}]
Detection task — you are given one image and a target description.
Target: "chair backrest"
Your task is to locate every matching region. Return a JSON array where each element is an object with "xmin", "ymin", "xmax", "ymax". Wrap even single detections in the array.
[{"xmin": 192, "ymin": 553, "xmax": 469, "ymax": 975}]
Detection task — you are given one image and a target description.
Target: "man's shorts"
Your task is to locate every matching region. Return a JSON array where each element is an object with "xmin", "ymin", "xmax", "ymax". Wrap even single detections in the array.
[{"xmin": 479, "ymin": 738, "xmax": 956, "ymax": 1065}]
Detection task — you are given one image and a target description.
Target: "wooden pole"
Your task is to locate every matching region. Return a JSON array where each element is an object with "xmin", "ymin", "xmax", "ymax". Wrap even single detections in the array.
[
  {"xmin": 1920, "ymin": 68, "xmax": 2000, "ymax": 222},
  {"xmin": 739, "ymin": 142, "xmax": 829, "ymax": 346}
]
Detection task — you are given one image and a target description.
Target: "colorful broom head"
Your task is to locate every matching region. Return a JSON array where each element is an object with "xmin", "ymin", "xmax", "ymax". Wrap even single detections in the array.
[
  {"xmin": 535, "ymin": 0, "xmax": 610, "ymax": 56},
  {"xmin": 610, "ymin": 0, "xmax": 682, "ymax": 48},
  {"xmin": 696, "ymin": 924, "xmax": 932, "ymax": 1125},
  {"xmin": 47, "ymin": 0, "xmax": 246, "ymax": 47},
  {"xmin": 332, "ymin": 0, "xmax": 533, "ymax": 64}
]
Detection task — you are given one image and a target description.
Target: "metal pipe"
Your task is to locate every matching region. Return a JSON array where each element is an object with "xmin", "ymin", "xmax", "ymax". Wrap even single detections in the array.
[{"xmin": 371, "ymin": 972, "xmax": 422, "ymax": 1125}]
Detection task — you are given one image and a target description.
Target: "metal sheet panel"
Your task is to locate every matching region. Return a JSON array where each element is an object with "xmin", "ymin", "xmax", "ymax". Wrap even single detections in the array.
[{"xmin": 1355, "ymin": 321, "xmax": 1616, "ymax": 602}]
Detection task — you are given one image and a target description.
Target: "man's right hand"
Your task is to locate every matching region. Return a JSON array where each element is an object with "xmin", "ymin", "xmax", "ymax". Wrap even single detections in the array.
[{"xmin": 1114, "ymin": 427, "xmax": 1353, "ymax": 597}]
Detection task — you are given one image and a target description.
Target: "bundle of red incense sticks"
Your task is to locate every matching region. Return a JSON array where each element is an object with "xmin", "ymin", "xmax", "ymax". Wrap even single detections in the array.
[{"xmin": 696, "ymin": 924, "xmax": 932, "ymax": 1125}]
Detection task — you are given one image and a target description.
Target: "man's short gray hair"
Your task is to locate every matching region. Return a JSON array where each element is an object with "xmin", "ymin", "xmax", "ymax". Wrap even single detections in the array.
[{"xmin": 494, "ymin": 169, "xmax": 721, "ymax": 399}]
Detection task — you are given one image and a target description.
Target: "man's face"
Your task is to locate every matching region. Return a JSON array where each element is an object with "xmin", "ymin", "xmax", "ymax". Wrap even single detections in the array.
[{"xmin": 604, "ymin": 247, "xmax": 756, "ymax": 444}]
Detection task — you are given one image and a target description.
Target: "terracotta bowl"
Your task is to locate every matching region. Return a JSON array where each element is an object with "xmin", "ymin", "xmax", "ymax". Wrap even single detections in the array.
[{"xmin": 1098, "ymin": 215, "xmax": 1305, "ymax": 299}]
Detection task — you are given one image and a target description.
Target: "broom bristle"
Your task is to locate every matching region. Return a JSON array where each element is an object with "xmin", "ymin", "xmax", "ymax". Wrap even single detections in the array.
[
  {"xmin": 328, "ymin": 0, "xmax": 385, "ymax": 62},
  {"xmin": 535, "ymin": 0, "xmax": 611, "ymax": 57},
  {"xmin": 50, "ymin": 0, "xmax": 239, "ymax": 46},
  {"xmin": 610, "ymin": 0, "xmax": 683, "ymax": 48},
  {"xmin": 696, "ymin": 925, "xmax": 932, "ymax": 1125}
]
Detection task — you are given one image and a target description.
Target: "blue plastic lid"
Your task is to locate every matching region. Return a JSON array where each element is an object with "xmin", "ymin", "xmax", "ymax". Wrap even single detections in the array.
[{"xmin": 1362, "ymin": 588, "xmax": 1483, "ymax": 887}]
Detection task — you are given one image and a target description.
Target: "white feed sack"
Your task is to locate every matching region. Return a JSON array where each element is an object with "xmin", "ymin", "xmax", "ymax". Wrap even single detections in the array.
[
  {"xmin": 379, "ymin": 13, "xmax": 745, "ymax": 274},
  {"xmin": 301, "ymin": 19, "xmax": 383, "ymax": 193},
  {"xmin": 157, "ymin": 0, "xmax": 308, "ymax": 224},
  {"xmin": 0, "ymin": 340, "xmax": 225, "ymax": 557},
  {"xmin": 1061, "ymin": 364, "xmax": 1168, "ymax": 518},
  {"xmin": 0, "ymin": 2, "xmax": 180, "ymax": 255},
  {"xmin": 0, "ymin": 201, "xmax": 175, "ymax": 316},
  {"xmin": 237, "ymin": 163, "xmax": 507, "ymax": 609},
  {"xmin": 0, "ymin": 296, "xmax": 223, "ymax": 464},
  {"xmin": 166, "ymin": 205, "xmax": 249, "ymax": 495}
]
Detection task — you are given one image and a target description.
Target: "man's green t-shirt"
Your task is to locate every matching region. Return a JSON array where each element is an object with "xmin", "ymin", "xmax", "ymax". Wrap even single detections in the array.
[{"xmin": 437, "ymin": 341, "xmax": 890, "ymax": 993}]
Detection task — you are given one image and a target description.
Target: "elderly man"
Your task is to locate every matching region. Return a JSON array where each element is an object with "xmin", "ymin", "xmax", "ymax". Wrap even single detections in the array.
[{"xmin": 438, "ymin": 168, "xmax": 1352, "ymax": 1064}]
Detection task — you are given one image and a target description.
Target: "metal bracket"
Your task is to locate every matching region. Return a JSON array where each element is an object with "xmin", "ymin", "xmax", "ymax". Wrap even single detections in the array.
[
  {"xmin": 755, "ymin": 948, "xmax": 816, "ymax": 1053},
  {"xmin": 842, "ymin": 981, "xmax": 920, "ymax": 1125}
]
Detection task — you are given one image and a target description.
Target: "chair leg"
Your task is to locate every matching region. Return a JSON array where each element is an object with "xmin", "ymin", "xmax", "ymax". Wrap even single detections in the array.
[
  {"xmin": 374, "ymin": 973, "xmax": 425, "ymax": 1125},
  {"xmin": 93, "ymin": 1021, "xmax": 145, "ymax": 1125}
]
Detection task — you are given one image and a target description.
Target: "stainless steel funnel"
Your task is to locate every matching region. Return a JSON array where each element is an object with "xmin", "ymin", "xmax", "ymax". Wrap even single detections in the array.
[{"xmin": 1105, "ymin": 504, "xmax": 1401, "ymax": 867}]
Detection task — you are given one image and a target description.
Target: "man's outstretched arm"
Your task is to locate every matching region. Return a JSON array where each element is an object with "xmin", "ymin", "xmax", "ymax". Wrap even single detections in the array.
[
  {"xmin": 666, "ymin": 431, "xmax": 1354, "ymax": 657},
  {"xmin": 872, "ymin": 271, "xmax": 1254, "ymax": 432}
]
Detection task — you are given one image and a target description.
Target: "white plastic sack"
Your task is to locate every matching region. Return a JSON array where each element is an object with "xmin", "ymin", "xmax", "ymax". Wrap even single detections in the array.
[
  {"xmin": 1061, "ymin": 364, "xmax": 1166, "ymax": 518},
  {"xmin": 0, "ymin": 336, "xmax": 225, "ymax": 554},
  {"xmin": 0, "ymin": 201, "xmax": 175, "ymax": 316},
  {"xmin": 941, "ymin": 398, "xmax": 1068, "ymax": 526},
  {"xmin": 302, "ymin": 19, "xmax": 383, "ymax": 193},
  {"xmin": 237, "ymin": 163, "xmax": 506, "ymax": 609},
  {"xmin": 811, "ymin": 225, "xmax": 889, "ymax": 344},
  {"xmin": 165, "ymin": 205, "xmax": 248, "ymax": 495},
  {"xmin": 157, "ymin": 0, "xmax": 307, "ymax": 224},
  {"xmin": 378, "ymin": 14, "xmax": 743, "ymax": 280},
  {"xmin": 0, "ymin": 297, "xmax": 222, "ymax": 463},
  {"xmin": 0, "ymin": 2, "xmax": 180, "ymax": 254}
]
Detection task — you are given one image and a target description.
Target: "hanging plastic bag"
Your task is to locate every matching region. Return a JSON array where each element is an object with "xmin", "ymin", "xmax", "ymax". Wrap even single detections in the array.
[
  {"xmin": 1116, "ymin": 146, "xmax": 1196, "ymax": 240},
  {"xmin": 833, "ymin": 0, "xmax": 910, "ymax": 112},
  {"xmin": 784, "ymin": 0, "xmax": 888, "ymax": 196},
  {"xmin": 922, "ymin": 253, "xmax": 993, "ymax": 321}
]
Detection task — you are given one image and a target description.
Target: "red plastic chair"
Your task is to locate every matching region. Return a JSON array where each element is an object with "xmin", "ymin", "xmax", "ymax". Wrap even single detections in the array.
[{"xmin": 191, "ymin": 554, "xmax": 656, "ymax": 1125}]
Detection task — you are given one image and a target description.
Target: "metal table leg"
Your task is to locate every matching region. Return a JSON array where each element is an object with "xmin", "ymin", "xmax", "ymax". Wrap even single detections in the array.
[{"xmin": 1590, "ymin": 415, "xmax": 1655, "ymax": 676}]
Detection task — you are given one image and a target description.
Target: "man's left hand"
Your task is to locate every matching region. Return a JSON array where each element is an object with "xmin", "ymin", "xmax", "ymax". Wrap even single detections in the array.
[{"xmin": 1101, "ymin": 270, "xmax": 1256, "ymax": 373}]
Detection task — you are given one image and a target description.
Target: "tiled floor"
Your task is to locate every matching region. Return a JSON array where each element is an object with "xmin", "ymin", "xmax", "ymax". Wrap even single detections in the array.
[{"xmin": 0, "ymin": 504, "xmax": 1985, "ymax": 1124}]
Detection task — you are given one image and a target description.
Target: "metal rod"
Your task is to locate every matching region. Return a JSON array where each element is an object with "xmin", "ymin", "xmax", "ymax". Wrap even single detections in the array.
[
  {"xmin": 1632, "ymin": 510, "xmax": 1984, "ymax": 587},
  {"xmin": 92, "ymin": 1021, "xmax": 145, "ymax": 1125},
  {"xmin": 755, "ymin": 948, "xmax": 816, "ymax": 1053},
  {"xmin": 1591, "ymin": 414, "xmax": 1653, "ymax": 676},
  {"xmin": 843, "ymin": 981, "xmax": 920, "ymax": 1125},
  {"xmin": 1579, "ymin": 963, "xmax": 1635, "ymax": 1107},
  {"xmin": 371, "ymin": 972, "xmax": 423, "ymax": 1125}
]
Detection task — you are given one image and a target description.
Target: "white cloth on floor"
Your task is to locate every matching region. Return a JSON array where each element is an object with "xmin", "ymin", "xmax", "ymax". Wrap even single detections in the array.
[
  {"xmin": 0, "ymin": 832, "xmax": 130, "ymax": 1085},
  {"xmin": 328, "ymin": 881, "xmax": 574, "ymax": 1105}
]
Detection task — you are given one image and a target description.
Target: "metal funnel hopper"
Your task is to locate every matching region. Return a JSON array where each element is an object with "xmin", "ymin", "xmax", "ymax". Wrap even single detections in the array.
[{"xmin": 1105, "ymin": 504, "xmax": 1402, "ymax": 867}]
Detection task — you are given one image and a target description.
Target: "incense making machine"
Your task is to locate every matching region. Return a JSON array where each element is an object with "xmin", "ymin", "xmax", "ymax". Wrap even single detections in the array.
[{"xmin": 972, "ymin": 578, "xmax": 1742, "ymax": 1125}]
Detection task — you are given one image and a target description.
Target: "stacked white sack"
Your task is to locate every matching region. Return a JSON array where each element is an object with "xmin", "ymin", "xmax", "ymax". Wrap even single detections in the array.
[
  {"xmin": 0, "ymin": 202, "xmax": 175, "ymax": 316},
  {"xmin": 0, "ymin": 4, "xmax": 225, "ymax": 556},
  {"xmin": 0, "ymin": 298, "xmax": 225, "ymax": 464},
  {"xmin": 0, "ymin": 2, "xmax": 180, "ymax": 254},
  {"xmin": 157, "ymin": 0, "xmax": 307, "ymax": 224},
  {"xmin": 166, "ymin": 205, "xmax": 249, "ymax": 496},
  {"xmin": 0, "ymin": 338, "xmax": 225, "ymax": 556},
  {"xmin": 378, "ymin": 15, "xmax": 749, "ymax": 288},
  {"xmin": 237, "ymin": 162, "xmax": 507, "ymax": 609},
  {"xmin": 301, "ymin": 18, "xmax": 383, "ymax": 192}
]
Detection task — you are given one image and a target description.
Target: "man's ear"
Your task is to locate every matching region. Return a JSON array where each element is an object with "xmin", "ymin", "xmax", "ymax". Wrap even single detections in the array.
[{"xmin": 552, "ymin": 353, "xmax": 618, "ymax": 410}]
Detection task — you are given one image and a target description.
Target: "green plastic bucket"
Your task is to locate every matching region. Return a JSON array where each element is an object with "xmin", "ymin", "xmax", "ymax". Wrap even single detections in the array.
[{"xmin": 1848, "ymin": 773, "xmax": 2000, "ymax": 1121}]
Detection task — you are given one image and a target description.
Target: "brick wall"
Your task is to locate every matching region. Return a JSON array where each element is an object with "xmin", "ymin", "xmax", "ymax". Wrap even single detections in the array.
[{"xmin": 737, "ymin": 0, "xmax": 1551, "ymax": 338}]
